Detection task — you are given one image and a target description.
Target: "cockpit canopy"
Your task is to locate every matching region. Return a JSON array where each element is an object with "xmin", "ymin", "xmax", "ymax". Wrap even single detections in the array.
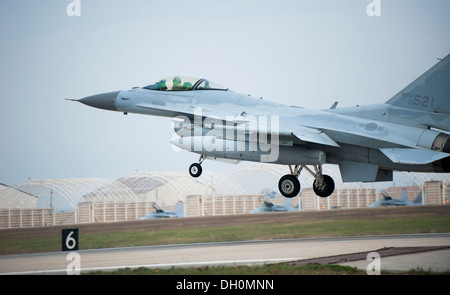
[{"xmin": 143, "ymin": 75, "xmax": 227, "ymax": 91}]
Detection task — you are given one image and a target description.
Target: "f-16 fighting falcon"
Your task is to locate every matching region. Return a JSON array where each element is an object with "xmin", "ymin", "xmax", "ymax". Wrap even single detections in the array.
[{"xmin": 69, "ymin": 54, "xmax": 450, "ymax": 199}]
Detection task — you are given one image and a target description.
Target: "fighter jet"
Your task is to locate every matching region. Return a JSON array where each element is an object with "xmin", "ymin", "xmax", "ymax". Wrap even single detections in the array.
[
  {"xmin": 71, "ymin": 54, "xmax": 450, "ymax": 199},
  {"xmin": 140, "ymin": 201, "xmax": 184, "ymax": 219},
  {"xmin": 369, "ymin": 189, "xmax": 422, "ymax": 207},
  {"xmin": 250, "ymin": 197, "xmax": 299, "ymax": 213}
]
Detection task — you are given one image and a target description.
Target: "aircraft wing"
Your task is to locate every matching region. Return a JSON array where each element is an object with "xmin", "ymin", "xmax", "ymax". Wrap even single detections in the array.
[
  {"xmin": 295, "ymin": 113, "xmax": 426, "ymax": 149},
  {"xmin": 138, "ymin": 100, "xmax": 344, "ymax": 149}
]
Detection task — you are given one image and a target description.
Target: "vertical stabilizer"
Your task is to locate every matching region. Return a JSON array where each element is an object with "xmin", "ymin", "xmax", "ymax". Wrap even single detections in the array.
[
  {"xmin": 400, "ymin": 189, "xmax": 408, "ymax": 201},
  {"xmin": 386, "ymin": 54, "xmax": 450, "ymax": 115},
  {"xmin": 176, "ymin": 201, "xmax": 185, "ymax": 217},
  {"xmin": 284, "ymin": 198, "xmax": 293, "ymax": 209},
  {"xmin": 413, "ymin": 192, "xmax": 423, "ymax": 204}
]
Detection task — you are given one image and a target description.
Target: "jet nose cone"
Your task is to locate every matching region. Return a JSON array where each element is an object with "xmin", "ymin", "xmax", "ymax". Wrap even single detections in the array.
[{"xmin": 79, "ymin": 91, "xmax": 120, "ymax": 111}]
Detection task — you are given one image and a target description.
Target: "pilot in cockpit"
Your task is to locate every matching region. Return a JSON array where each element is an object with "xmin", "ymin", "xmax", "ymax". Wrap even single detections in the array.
[{"xmin": 171, "ymin": 76, "xmax": 192, "ymax": 91}]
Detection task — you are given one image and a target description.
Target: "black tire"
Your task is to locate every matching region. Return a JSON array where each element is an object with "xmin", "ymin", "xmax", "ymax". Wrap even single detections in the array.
[
  {"xmin": 189, "ymin": 163, "xmax": 202, "ymax": 178},
  {"xmin": 313, "ymin": 175, "xmax": 335, "ymax": 198},
  {"xmin": 278, "ymin": 174, "xmax": 301, "ymax": 198}
]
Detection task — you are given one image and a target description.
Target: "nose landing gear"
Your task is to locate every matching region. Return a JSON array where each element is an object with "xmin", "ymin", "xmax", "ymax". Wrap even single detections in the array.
[{"xmin": 189, "ymin": 155, "xmax": 206, "ymax": 178}]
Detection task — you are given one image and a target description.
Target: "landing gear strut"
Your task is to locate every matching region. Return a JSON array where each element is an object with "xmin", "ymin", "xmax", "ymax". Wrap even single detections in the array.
[
  {"xmin": 189, "ymin": 155, "xmax": 206, "ymax": 178},
  {"xmin": 278, "ymin": 164, "xmax": 335, "ymax": 198}
]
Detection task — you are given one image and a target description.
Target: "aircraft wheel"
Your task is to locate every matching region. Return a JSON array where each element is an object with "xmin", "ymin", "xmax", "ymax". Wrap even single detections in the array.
[
  {"xmin": 278, "ymin": 175, "xmax": 301, "ymax": 198},
  {"xmin": 313, "ymin": 175, "xmax": 335, "ymax": 198},
  {"xmin": 189, "ymin": 163, "xmax": 202, "ymax": 178}
]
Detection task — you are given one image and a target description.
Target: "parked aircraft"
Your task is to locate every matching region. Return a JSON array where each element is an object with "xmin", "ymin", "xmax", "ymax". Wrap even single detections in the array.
[
  {"xmin": 370, "ymin": 189, "xmax": 422, "ymax": 207},
  {"xmin": 71, "ymin": 54, "xmax": 450, "ymax": 199},
  {"xmin": 140, "ymin": 201, "xmax": 184, "ymax": 219},
  {"xmin": 250, "ymin": 197, "xmax": 299, "ymax": 213}
]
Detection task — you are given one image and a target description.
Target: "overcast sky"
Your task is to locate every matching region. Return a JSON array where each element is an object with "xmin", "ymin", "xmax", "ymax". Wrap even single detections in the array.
[{"xmin": 0, "ymin": 0, "xmax": 449, "ymax": 185}]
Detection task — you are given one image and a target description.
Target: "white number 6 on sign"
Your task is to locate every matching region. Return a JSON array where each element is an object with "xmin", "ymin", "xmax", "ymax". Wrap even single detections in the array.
[{"xmin": 66, "ymin": 231, "xmax": 77, "ymax": 250}]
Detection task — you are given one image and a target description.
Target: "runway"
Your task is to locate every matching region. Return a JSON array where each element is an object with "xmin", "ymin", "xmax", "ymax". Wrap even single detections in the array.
[{"xmin": 1, "ymin": 233, "xmax": 449, "ymax": 274}]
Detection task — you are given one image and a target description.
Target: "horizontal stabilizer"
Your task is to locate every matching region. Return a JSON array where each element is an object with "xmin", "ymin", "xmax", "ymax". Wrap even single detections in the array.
[
  {"xmin": 293, "ymin": 126, "xmax": 340, "ymax": 147},
  {"xmin": 380, "ymin": 148, "xmax": 450, "ymax": 164}
]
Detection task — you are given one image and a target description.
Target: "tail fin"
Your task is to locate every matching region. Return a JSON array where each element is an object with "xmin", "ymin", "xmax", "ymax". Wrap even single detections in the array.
[
  {"xmin": 284, "ymin": 198, "xmax": 293, "ymax": 208},
  {"xmin": 175, "ymin": 201, "xmax": 184, "ymax": 217},
  {"xmin": 413, "ymin": 192, "xmax": 423, "ymax": 204},
  {"xmin": 386, "ymin": 53, "xmax": 450, "ymax": 115},
  {"xmin": 400, "ymin": 189, "xmax": 408, "ymax": 201}
]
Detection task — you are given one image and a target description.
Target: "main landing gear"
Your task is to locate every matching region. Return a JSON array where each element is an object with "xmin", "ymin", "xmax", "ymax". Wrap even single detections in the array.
[
  {"xmin": 189, "ymin": 155, "xmax": 206, "ymax": 178},
  {"xmin": 188, "ymin": 156, "xmax": 334, "ymax": 199},
  {"xmin": 278, "ymin": 165, "xmax": 335, "ymax": 198}
]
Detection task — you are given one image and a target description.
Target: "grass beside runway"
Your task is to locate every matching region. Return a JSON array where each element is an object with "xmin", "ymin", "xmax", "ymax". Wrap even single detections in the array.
[
  {"xmin": 78, "ymin": 216, "xmax": 450, "ymax": 250},
  {"xmin": 86, "ymin": 263, "xmax": 450, "ymax": 275},
  {"xmin": 1, "ymin": 210, "xmax": 449, "ymax": 255},
  {"xmin": 89, "ymin": 264, "xmax": 368, "ymax": 275}
]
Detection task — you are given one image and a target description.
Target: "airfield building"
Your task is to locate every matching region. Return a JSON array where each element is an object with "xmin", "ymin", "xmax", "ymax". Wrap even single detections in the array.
[{"xmin": 0, "ymin": 165, "xmax": 449, "ymax": 229}]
